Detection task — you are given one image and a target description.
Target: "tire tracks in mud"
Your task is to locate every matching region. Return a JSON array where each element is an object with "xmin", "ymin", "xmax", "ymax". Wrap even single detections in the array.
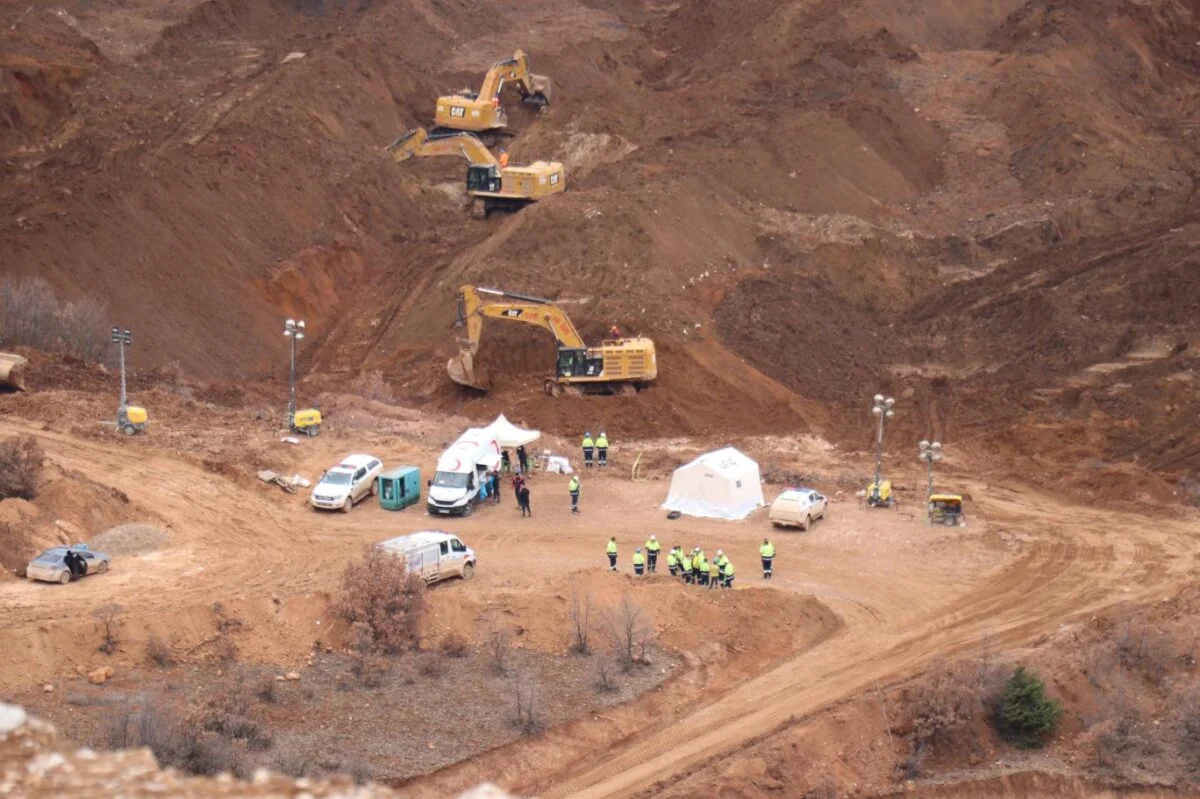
[{"xmin": 537, "ymin": 495, "xmax": 1196, "ymax": 798}]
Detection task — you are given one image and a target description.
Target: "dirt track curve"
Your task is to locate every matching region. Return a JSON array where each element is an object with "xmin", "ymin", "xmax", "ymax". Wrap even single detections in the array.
[{"xmin": 535, "ymin": 491, "xmax": 1196, "ymax": 798}]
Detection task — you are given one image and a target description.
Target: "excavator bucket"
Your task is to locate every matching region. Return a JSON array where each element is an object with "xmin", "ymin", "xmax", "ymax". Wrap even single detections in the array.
[
  {"xmin": 0, "ymin": 353, "xmax": 28, "ymax": 391},
  {"xmin": 447, "ymin": 350, "xmax": 489, "ymax": 391},
  {"xmin": 525, "ymin": 74, "xmax": 552, "ymax": 106}
]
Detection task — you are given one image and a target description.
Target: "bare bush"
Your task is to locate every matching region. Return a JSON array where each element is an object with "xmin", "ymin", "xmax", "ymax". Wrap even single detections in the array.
[
  {"xmin": 487, "ymin": 617, "xmax": 513, "ymax": 675},
  {"xmin": 0, "ymin": 276, "xmax": 108, "ymax": 360},
  {"xmin": 603, "ymin": 595, "xmax": 652, "ymax": 673},
  {"xmin": 106, "ymin": 698, "xmax": 244, "ymax": 777},
  {"xmin": 513, "ymin": 672, "xmax": 540, "ymax": 736},
  {"xmin": 337, "ymin": 546, "xmax": 426, "ymax": 654},
  {"xmin": 144, "ymin": 634, "xmax": 176, "ymax": 668},
  {"xmin": 439, "ymin": 632, "xmax": 469, "ymax": 658},
  {"xmin": 1177, "ymin": 687, "xmax": 1200, "ymax": 775},
  {"xmin": 1114, "ymin": 615, "xmax": 1175, "ymax": 686},
  {"xmin": 594, "ymin": 653, "xmax": 616, "ymax": 694},
  {"xmin": 254, "ymin": 676, "xmax": 278, "ymax": 704},
  {"xmin": 351, "ymin": 653, "xmax": 389, "ymax": 688},
  {"xmin": 418, "ymin": 652, "xmax": 445, "ymax": 679},
  {"xmin": 94, "ymin": 603, "xmax": 124, "ymax": 655},
  {"xmin": 569, "ymin": 586, "xmax": 592, "ymax": 655},
  {"xmin": 348, "ymin": 370, "xmax": 393, "ymax": 403},
  {"xmin": 0, "ymin": 435, "xmax": 44, "ymax": 500}
]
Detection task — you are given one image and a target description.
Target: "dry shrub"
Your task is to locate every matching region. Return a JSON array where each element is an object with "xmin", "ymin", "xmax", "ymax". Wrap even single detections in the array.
[
  {"xmin": 0, "ymin": 435, "xmax": 44, "ymax": 501},
  {"xmin": 94, "ymin": 603, "xmax": 124, "ymax": 655},
  {"xmin": 254, "ymin": 676, "xmax": 278, "ymax": 704},
  {"xmin": 418, "ymin": 652, "xmax": 445, "ymax": 679},
  {"xmin": 603, "ymin": 595, "xmax": 652, "ymax": 673},
  {"xmin": 513, "ymin": 672, "xmax": 540, "ymax": 736},
  {"xmin": 1177, "ymin": 687, "xmax": 1200, "ymax": 776},
  {"xmin": 439, "ymin": 632, "xmax": 469, "ymax": 658},
  {"xmin": 569, "ymin": 586, "xmax": 592, "ymax": 655},
  {"xmin": 337, "ymin": 546, "xmax": 426, "ymax": 654},
  {"xmin": 901, "ymin": 660, "xmax": 982, "ymax": 778},
  {"xmin": 144, "ymin": 634, "xmax": 176, "ymax": 668},
  {"xmin": 1090, "ymin": 688, "xmax": 1157, "ymax": 776},
  {"xmin": 0, "ymin": 275, "xmax": 108, "ymax": 361},
  {"xmin": 594, "ymin": 653, "xmax": 617, "ymax": 694},
  {"xmin": 487, "ymin": 617, "xmax": 513, "ymax": 675},
  {"xmin": 351, "ymin": 653, "xmax": 390, "ymax": 688},
  {"xmin": 107, "ymin": 698, "xmax": 245, "ymax": 777}
]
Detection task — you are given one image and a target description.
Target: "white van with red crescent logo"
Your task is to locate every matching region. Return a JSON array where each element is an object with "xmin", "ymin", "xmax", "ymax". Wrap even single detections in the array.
[{"xmin": 427, "ymin": 428, "xmax": 501, "ymax": 516}]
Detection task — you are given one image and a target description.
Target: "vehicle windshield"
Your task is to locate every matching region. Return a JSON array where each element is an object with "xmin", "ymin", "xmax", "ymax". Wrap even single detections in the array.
[
  {"xmin": 34, "ymin": 551, "xmax": 63, "ymax": 564},
  {"xmin": 433, "ymin": 471, "xmax": 470, "ymax": 489},
  {"xmin": 321, "ymin": 471, "xmax": 353, "ymax": 486}
]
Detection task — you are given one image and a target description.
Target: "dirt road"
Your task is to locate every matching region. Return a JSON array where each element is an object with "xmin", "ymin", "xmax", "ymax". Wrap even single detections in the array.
[{"xmin": 1, "ymin": 414, "xmax": 1196, "ymax": 796}]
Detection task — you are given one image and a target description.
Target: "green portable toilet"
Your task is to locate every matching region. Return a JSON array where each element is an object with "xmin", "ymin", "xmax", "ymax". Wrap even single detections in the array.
[{"xmin": 378, "ymin": 466, "xmax": 420, "ymax": 511}]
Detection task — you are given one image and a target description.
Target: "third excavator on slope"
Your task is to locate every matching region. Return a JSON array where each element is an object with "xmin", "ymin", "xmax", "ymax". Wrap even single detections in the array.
[{"xmin": 433, "ymin": 49, "xmax": 551, "ymax": 145}]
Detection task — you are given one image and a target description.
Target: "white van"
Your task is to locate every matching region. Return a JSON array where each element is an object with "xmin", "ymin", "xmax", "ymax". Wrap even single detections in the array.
[
  {"xmin": 427, "ymin": 428, "xmax": 500, "ymax": 516},
  {"xmin": 768, "ymin": 487, "xmax": 828, "ymax": 531},
  {"xmin": 378, "ymin": 531, "xmax": 476, "ymax": 584}
]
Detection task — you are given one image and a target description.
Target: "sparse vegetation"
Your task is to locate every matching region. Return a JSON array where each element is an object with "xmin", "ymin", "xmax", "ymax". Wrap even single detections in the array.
[
  {"xmin": 94, "ymin": 603, "xmax": 124, "ymax": 655},
  {"xmin": 439, "ymin": 632, "xmax": 469, "ymax": 658},
  {"xmin": 513, "ymin": 672, "xmax": 541, "ymax": 736},
  {"xmin": 487, "ymin": 616, "xmax": 513, "ymax": 675},
  {"xmin": 144, "ymin": 634, "xmax": 176, "ymax": 668},
  {"xmin": 0, "ymin": 434, "xmax": 44, "ymax": 501},
  {"xmin": 569, "ymin": 586, "xmax": 592, "ymax": 655},
  {"xmin": 993, "ymin": 666, "xmax": 1062, "ymax": 748},
  {"xmin": 337, "ymin": 546, "xmax": 426, "ymax": 654},
  {"xmin": 418, "ymin": 652, "xmax": 445, "ymax": 678},
  {"xmin": 0, "ymin": 275, "xmax": 108, "ymax": 361},
  {"xmin": 603, "ymin": 595, "xmax": 652, "ymax": 673}
]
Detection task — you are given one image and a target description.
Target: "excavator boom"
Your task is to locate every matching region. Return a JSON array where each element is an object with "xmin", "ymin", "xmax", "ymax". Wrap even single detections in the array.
[
  {"xmin": 447, "ymin": 286, "xmax": 657, "ymax": 396},
  {"xmin": 434, "ymin": 49, "xmax": 552, "ymax": 133}
]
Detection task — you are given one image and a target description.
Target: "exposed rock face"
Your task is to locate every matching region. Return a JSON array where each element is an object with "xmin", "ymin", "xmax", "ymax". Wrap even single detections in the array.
[{"xmin": 0, "ymin": 702, "xmax": 516, "ymax": 798}]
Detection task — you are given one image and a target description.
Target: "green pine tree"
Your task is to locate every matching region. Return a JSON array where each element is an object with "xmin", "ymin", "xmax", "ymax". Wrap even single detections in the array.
[{"xmin": 994, "ymin": 666, "xmax": 1063, "ymax": 748}]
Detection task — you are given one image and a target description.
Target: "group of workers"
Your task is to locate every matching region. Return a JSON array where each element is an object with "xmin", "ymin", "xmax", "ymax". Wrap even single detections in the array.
[
  {"xmin": 605, "ymin": 536, "xmax": 779, "ymax": 587},
  {"xmin": 580, "ymin": 431, "xmax": 610, "ymax": 469}
]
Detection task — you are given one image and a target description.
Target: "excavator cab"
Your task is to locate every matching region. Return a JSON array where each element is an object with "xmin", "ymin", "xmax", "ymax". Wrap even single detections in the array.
[
  {"xmin": 557, "ymin": 348, "xmax": 604, "ymax": 379},
  {"xmin": 467, "ymin": 164, "xmax": 502, "ymax": 194}
]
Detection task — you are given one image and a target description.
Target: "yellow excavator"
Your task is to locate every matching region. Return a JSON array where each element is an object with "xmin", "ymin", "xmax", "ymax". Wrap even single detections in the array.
[
  {"xmin": 386, "ymin": 128, "xmax": 564, "ymax": 217},
  {"xmin": 448, "ymin": 286, "xmax": 657, "ymax": 396},
  {"xmin": 433, "ymin": 50, "xmax": 551, "ymax": 143}
]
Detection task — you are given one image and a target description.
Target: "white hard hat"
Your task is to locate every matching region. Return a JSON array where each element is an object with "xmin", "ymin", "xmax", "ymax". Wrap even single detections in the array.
[
  {"xmin": 717, "ymin": 549, "xmax": 723, "ymax": 555},
  {"xmin": 650, "ymin": 534, "xmax": 656, "ymax": 540}
]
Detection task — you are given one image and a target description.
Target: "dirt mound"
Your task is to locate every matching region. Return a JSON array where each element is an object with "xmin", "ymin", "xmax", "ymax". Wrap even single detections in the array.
[{"xmin": 88, "ymin": 522, "xmax": 171, "ymax": 556}]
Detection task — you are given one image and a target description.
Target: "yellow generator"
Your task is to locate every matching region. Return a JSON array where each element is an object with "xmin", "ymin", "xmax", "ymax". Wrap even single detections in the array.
[
  {"xmin": 866, "ymin": 479, "xmax": 893, "ymax": 508},
  {"xmin": 119, "ymin": 406, "xmax": 148, "ymax": 436},
  {"xmin": 291, "ymin": 409, "xmax": 322, "ymax": 437}
]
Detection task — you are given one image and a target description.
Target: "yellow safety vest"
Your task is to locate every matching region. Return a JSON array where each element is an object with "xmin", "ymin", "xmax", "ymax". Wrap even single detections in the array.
[
  {"xmin": 646, "ymin": 539, "xmax": 661, "ymax": 553},
  {"xmin": 582, "ymin": 436, "xmax": 594, "ymax": 448},
  {"xmin": 717, "ymin": 555, "xmax": 729, "ymax": 569},
  {"xmin": 569, "ymin": 478, "xmax": 580, "ymax": 493},
  {"xmin": 723, "ymin": 560, "xmax": 735, "ymax": 577},
  {"xmin": 666, "ymin": 551, "xmax": 678, "ymax": 566},
  {"xmin": 596, "ymin": 435, "xmax": 609, "ymax": 448},
  {"xmin": 760, "ymin": 542, "xmax": 775, "ymax": 558},
  {"xmin": 681, "ymin": 554, "xmax": 692, "ymax": 570},
  {"xmin": 606, "ymin": 540, "xmax": 617, "ymax": 554},
  {"xmin": 632, "ymin": 552, "xmax": 645, "ymax": 566}
]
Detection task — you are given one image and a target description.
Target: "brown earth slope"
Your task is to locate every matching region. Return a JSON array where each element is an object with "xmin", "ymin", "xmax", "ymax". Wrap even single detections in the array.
[{"xmin": 2, "ymin": 0, "xmax": 1199, "ymax": 477}]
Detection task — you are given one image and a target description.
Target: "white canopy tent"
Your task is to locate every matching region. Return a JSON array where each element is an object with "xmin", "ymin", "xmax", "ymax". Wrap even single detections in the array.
[
  {"xmin": 661, "ymin": 447, "xmax": 765, "ymax": 520},
  {"xmin": 483, "ymin": 414, "xmax": 541, "ymax": 448}
]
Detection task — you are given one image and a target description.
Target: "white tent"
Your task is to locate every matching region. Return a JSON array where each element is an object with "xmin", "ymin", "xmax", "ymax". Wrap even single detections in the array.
[
  {"xmin": 484, "ymin": 414, "xmax": 541, "ymax": 448},
  {"xmin": 662, "ymin": 447, "xmax": 765, "ymax": 520}
]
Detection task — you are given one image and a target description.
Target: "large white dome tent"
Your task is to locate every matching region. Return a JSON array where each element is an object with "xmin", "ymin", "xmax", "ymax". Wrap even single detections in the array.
[{"xmin": 661, "ymin": 447, "xmax": 765, "ymax": 520}]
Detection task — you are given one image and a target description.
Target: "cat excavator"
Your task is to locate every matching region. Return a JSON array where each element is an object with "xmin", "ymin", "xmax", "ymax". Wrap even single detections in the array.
[
  {"xmin": 386, "ymin": 128, "xmax": 564, "ymax": 217},
  {"xmin": 448, "ymin": 286, "xmax": 657, "ymax": 397},
  {"xmin": 433, "ymin": 49, "xmax": 551, "ymax": 144}
]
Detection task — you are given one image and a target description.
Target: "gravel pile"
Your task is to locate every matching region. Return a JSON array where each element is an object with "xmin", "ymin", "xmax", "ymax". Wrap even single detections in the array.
[{"xmin": 88, "ymin": 523, "xmax": 171, "ymax": 556}]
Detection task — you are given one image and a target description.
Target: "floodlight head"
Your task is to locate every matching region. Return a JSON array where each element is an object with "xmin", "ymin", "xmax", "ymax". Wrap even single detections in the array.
[
  {"xmin": 873, "ymin": 394, "xmax": 885, "ymax": 405},
  {"xmin": 295, "ymin": 332, "xmax": 304, "ymax": 341},
  {"xmin": 932, "ymin": 441, "xmax": 942, "ymax": 450},
  {"xmin": 297, "ymin": 320, "xmax": 305, "ymax": 330},
  {"xmin": 885, "ymin": 409, "xmax": 894, "ymax": 418},
  {"xmin": 885, "ymin": 397, "xmax": 896, "ymax": 408},
  {"xmin": 919, "ymin": 440, "xmax": 930, "ymax": 450},
  {"xmin": 872, "ymin": 406, "xmax": 882, "ymax": 415}
]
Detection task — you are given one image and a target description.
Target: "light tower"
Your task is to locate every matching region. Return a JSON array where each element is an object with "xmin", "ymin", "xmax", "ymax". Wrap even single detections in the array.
[
  {"xmin": 284, "ymin": 318, "xmax": 305, "ymax": 430},
  {"xmin": 111, "ymin": 326, "xmax": 147, "ymax": 435},
  {"xmin": 868, "ymin": 394, "xmax": 895, "ymax": 506},
  {"xmin": 918, "ymin": 440, "xmax": 943, "ymax": 500}
]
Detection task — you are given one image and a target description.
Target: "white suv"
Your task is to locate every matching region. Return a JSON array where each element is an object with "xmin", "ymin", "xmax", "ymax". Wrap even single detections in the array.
[{"xmin": 310, "ymin": 454, "xmax": 383, "ymax": 513}]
